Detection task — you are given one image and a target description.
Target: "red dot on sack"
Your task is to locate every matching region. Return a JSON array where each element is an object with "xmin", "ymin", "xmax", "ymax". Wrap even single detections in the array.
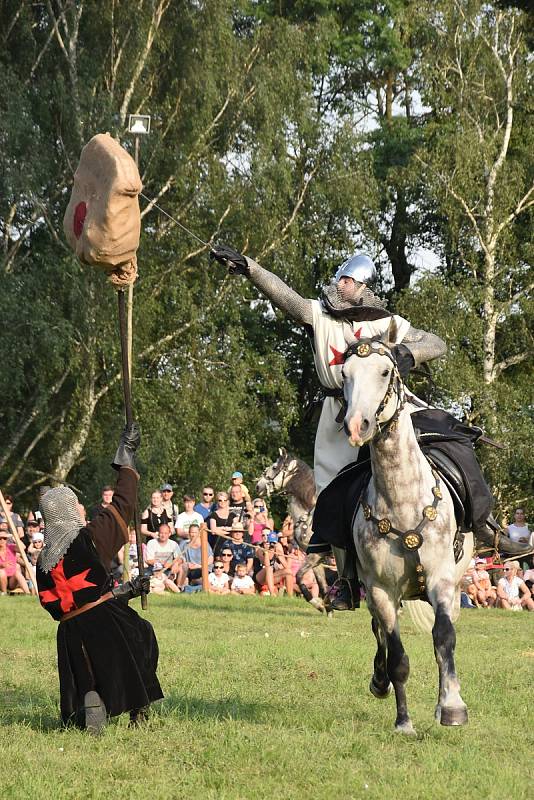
[{"xmin": 73, "ymin": 202, "xmax": 87, "ymax": 239}]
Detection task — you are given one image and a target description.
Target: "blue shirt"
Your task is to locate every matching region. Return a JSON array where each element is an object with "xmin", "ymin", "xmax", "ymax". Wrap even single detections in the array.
[{"xmin": 193, "ymin": 502, "xmax": 215, "ymax": 520}]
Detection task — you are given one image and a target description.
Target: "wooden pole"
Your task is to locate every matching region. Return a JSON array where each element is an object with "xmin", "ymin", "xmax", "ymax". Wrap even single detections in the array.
[
  {"xmin": 200, "ymin": 524, "xmax": 209, "ymax": 592},
  {"xmin": 0, "ymin": 489, "xmax": 38, "ymax": 596},
  {"xmin": 117, "ymin": 289, "xmax": 147, "ymax": 610}
]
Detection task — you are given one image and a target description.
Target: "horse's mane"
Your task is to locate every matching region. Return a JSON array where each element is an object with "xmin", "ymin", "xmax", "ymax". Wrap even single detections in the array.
[{"xmin": 283, "ymin": 454, "xmax": 316, "ymax": 511}]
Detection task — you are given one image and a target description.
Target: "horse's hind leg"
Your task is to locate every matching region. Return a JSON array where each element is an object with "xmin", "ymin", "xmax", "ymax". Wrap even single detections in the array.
[
  {"xmin": 432, "ymin": 599, "xmax": 468, "ymax": 726},
  {"xmin": 369, "ymin": 617, "xmax": 391, "ymax": 699},
  {"xmin": 367, "ymin": 587, "xmax": 414, "ymax": 734}
]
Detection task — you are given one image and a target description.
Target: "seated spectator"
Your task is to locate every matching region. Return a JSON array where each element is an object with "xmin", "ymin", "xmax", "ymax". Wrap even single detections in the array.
[
  {"xmin": 506, "ymin": 508, "xmax": 530, "ymax": 545},
  {"xmin": 254, "ymin": 533, "xmax": 294, "ymax": 596},
  {"xmin": 89, "ymin": 485, "xmax": 114, "ymax": 521},
  {"xmin": 228, "ymin": 471, "xmax": 251, "ymax": 503},
  {"xmin": 27, "ymin": 531, "xmax": 45, "ymax": 567},
  {"xmin": 207, "ymin": 492, "xmax": 237, "ymax": 555},
  {"xmin": 230, "ymin": 562, "xmax": 256, "ymax": 595},
  {"xmin": 117, "ymin": 527, "xmax": 148, "ymax": 578},
  {"xmin": 150, "ymin": 561, "xmax": 180, "ymax": 594},
  {"xmin": 219, "ymin": 546, "xmax": 235, "ymax": 578},
  {"xmin": 25, "ymin": 518, "xmax": 42, "ymax": 548},
  {"xmin": 468, "ymin": 558, "xmax": 497, "ymax": 608},
  {"xmin": 145, "ymin": 524, "xmax": 182, "ymax": 584},
  {"xmin": 208, "ymin": 560, "xmax": 230, "ymax": 594},
  {"xmin": 460, "ymin": 558, "xmax": 477, "ymax": 600},
  {"xmin": 496, "ymin": 561, "xmax": 534, "ymax": 611},
  {"xmin": 252, "ymin": 498, "xmax": 275, "ymax": 530},
  {"xmin": 175, "ymin": 495, "xmax": 204, "ymax": 541},
  {"xmin": 141, "ymin": 490, "xmax": 173, "ymax": 540},
  {"xmin": 0, "ymin": 527, "xmax": 30, "ymax": 595},
  {"xmin": 178, "ymin": 523, "xmax": 213, "ymax": 588},
  {"xmin": 226, "ymin": 521, "xmax": 255, "ymax": 574},
  {"xmin": 523, "ymin": 566, "xmax": 534, "ymax": 593},
  {"xmin": 160, "ymin": 483, "xmax": 179, "ymax": 530},
  {"xmin": 194, "ymin": 487, "xmax": 216, "ymax": 521},
  {"xmin": 0, "ymin": 496, "xmax": 24, "ymax": 541},
  {"xmin": 281, "ymin": 514, "xmax": 294, "ymax": 542},
  {"xmin": 228, "ymin": 483, "xmax": 253, "ymax": 526}
]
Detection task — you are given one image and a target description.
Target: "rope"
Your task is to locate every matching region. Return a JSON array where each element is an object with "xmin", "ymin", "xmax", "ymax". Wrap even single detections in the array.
[{"xmin": 139, "ymin": 192, "xmax": 210, "ymax": 248}]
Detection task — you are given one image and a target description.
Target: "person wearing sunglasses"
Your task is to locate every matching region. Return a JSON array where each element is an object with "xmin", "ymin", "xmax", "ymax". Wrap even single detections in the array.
[
  {"xmin": 0, "ymin": 495, "xmax": 24, "ymax": 541},
  {"xmin": 496, "ymin": 562, "xmax": 534, "ymax": 611},
  {"xmin": 207, "ymin": 493, "xmax": 237, "ymax": 555},
  {"xmin": 208, "ymin": 561, "xmax": 230, "ymax": 594},
  {"xmin": 194, "ymin": 487, "xmax": 216, "ymax": 521}
]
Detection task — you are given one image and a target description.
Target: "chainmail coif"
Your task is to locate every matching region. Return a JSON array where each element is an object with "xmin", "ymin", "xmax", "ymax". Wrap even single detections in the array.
[
  {"xmin": 39, "ymin": 486, "xmax": 84, "ymax": 573},
  {"xmin": 320, "ymin": 282, "xmax": 389, "ymax": 320}
]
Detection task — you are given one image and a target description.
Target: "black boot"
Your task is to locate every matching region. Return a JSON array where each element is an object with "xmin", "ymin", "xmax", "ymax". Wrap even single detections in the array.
[
  {"xmin": 326, "ymin": 577, "xmax": 360, "ymax": 611},
  {"xmin": 474, "ymin": 519, "xmax": 531, "ymax": 557}
]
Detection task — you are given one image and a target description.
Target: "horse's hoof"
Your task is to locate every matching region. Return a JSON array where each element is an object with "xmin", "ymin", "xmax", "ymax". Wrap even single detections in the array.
[
  {"xmin": 440, "ymin": 706, "xmax": 468, "ymax": 726},
  {"xmin": 309, "ymin": 598, "xmax": 326, "ymax": 614},
  {"xmin": 394, "ymin": 721, "xmax": 416, "ymax": 736},
  {"xmin": 369, "ymin": 678, "xmax": 392, "ymax": 699}
]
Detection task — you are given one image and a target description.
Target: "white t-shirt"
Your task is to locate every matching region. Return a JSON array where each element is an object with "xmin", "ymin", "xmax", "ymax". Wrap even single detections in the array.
[
  {"xmin": 231, "ymin": 574, "xmax": 255, "ymax": 592},
  {"xmin": 146, "ymin": 538, "xmax": 181, "ymax": 565},
  {"xmin": 208, "ymin": 571, "xmax": 229, "ymax": 589},
  {"xmin": 498, "ymin": 576, "xmax": 523, "ymax": 601},
  {"xmin": 175, "ymin": 511, "xmax": 204, "ymax": 534},
  {"xmin": 506, "ymin": 523, "xmax": 530, "ymax": 543}
]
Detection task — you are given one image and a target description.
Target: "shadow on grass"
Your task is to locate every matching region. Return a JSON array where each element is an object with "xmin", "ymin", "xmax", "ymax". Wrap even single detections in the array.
[
  {"xmin": 147, "ymin": 596, "xmax": 322, "ymax": 620},
  {"xmin": 158, "ymin": 692, "xmax": 271, "ymax": 723},
  {"xmin": 0, "ymin": 687, "xmax": 59, "ymax": 732}
]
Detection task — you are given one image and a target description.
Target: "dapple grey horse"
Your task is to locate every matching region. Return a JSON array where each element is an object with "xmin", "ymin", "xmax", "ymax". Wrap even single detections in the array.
[{"xmin": 342, "ymin": 320, "xmax": 473, "ymax": 734}]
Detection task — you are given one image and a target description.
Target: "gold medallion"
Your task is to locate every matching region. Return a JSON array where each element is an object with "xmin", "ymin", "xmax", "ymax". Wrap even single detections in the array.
[
  {"xmin": 378, "ymin": 518, "xmax": 391, "ymax": 535},
  {"xmin": 423, "ymin": 505, "xmax": 438, "ymax": 520},
  {"xmin": 357, "ymin": 342, "xmax": 371, "ymax": 357},
  {"xmin": 432, "ymin": 486, "xmax": 442, "ymax": 499},
  {"xmin": 363, "ymin": 504, "xmax": 372, "ymax": 520},
  {"xmin": 403, "ymin": 530, "xmax": 423, "ymax": 550}
]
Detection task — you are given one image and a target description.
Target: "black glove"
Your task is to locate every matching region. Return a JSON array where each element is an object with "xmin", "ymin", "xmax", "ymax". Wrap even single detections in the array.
[
  {"xmin": 111, "ymin": 575, "xmax": 150, "ymax": 602},
  {"xmin": 111, "ymin": 422, "xmax": 141, "ymax": 471},
  {"xmin": 392, "ymin": 344, "xmax": 415, "ymax": 379},
  {"xmin": 210, "ymin": 244, "xmax": 249, "ymax": 275}
]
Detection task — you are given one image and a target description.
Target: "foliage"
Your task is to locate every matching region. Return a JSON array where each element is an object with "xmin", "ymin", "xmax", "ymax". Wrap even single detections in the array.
[{"xmin": 0, "ymin": 0, "xmax": 531, "ymax": 517}]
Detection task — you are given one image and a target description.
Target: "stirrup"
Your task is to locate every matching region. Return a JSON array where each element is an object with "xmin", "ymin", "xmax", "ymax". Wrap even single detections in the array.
[{"xmin": 326, "ymin": 578, "xmax": 359, "ymax": 611}]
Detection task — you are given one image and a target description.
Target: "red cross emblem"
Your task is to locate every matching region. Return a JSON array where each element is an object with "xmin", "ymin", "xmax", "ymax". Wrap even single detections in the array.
[
  {"xmin": 39, "ymin": 561, "xmax": 97, "ymax": 613},
  {"xmin": 328, "ymin": 327, "xmax": 362, "ymax": 366}
]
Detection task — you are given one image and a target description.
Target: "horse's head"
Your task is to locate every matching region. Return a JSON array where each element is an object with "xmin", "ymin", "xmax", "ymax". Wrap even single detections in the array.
[
  {"xmin": 341, "ymin": 319, "xmax": 405, "ymax": 446},
  {"xmin": 255, "ymin": 447, "xmax": 297, "ymax": 497}
]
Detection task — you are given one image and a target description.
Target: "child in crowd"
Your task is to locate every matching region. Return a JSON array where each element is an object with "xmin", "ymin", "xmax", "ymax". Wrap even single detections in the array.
[
  {"xmin": 208, "ymin": 560, "xmax": 230, "ymax": 594},
  {"xmin": 150, "ymin": 561, "xmax": 180, "ymax": 594},
  {"xmin": 27, "ymin": 531, "xmax": 45, "ymax": 567},
  {"xmin": 230, "ymin": 562, "xmax": 255, "ymax": 595}
]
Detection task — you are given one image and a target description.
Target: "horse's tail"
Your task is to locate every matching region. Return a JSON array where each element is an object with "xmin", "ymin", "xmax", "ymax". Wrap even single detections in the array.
[{"xmin": 404, "ymin": 599, "xmax": 435, "ymax": 634}]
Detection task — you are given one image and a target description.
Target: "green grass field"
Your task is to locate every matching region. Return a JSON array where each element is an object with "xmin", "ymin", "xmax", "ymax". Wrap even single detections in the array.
[{"xmin": 1, "ymin": 594, "xmax": 532, "ymax": 800}]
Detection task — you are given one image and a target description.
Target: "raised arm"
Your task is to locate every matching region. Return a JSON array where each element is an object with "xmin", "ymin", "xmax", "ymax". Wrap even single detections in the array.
[
  {"xmin": 210, "ymin": 245, "xmax": 313, "ymax": 326},
  {"xmin": 401, "ymin": 325, "xmax": 447, "ymax": 367}
]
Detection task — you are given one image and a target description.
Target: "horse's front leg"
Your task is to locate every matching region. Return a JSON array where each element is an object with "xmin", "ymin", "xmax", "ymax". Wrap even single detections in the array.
[
  {"xmin": 296, "ymin": 554, "xmax": 326, "ymax": 613},
  {"xmin": 367, "ymin": 586, "xmax": 414, "ymax": 735},
  {"xmin": 430, "ymin": 595, "xmax": 468, "ymax": 726},
  {"xmin": 369, "ymin": 616, "xmax": 391, "ymax": 699}
]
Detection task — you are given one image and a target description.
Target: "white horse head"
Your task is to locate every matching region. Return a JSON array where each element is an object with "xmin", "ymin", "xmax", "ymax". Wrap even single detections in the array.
[
  {"xmin": 341, "ymin": 319, "xmax": 403, "ymax": 447},
  {"xmin": 256, "ymin": 447, "xmax": 297, "ymax": 497}
]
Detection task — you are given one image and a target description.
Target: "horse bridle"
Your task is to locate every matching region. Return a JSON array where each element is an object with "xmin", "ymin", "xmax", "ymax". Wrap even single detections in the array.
[
  {"xmin": 342, "ymin": 338, "xmax": 406, "ymax": 440},
  {"xmin": 261, "ymin": 457, "xmax": 299, "ymax": 497}
]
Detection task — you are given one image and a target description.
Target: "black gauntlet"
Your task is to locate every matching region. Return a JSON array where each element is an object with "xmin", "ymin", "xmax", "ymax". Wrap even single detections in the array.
[
  {"xmin": 112, "ymin": 422, "xmax": 141, "ymax": 471},
  {"xmin": 111, "ymin": 575, "xmax": 150, "ymax": 602},
  {"xmin": 210, "ymin": 244, "xmax": 249, "ymax": 275}
]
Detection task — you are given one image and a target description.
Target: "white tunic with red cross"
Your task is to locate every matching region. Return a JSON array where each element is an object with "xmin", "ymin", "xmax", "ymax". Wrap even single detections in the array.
[{"xmin": 310, "ymin": 300, "xmax": 411, "ymax": 495}]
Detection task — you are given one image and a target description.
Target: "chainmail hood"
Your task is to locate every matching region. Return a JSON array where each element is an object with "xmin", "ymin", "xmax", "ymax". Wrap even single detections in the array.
[
  {"xmin": 39, "ymin": 486, "xmax": 84, "ymax": 573},
  {"xmin": 320, "ymin": 282, "xmax": 390, "ymax": 321}
]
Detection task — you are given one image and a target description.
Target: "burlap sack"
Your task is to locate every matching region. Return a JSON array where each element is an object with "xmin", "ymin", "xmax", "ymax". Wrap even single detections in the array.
[{"xmin": 63, "ymin": 133, "xmax": 142, "ymax": 287}]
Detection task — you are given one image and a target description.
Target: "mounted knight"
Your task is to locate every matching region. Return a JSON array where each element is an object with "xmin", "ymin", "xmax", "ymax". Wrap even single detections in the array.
[{"xmin": 210, "ymin": 244, "xmax": 522, "ymax": 611}]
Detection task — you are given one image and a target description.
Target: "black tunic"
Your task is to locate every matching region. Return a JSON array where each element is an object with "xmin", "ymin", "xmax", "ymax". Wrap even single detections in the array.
[{"xmin": 37, "ymin": 467, "xmax": 163, "ymax": 726}]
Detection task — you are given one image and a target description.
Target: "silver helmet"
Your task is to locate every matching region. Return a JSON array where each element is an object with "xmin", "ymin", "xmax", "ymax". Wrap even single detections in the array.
[
  {"xmin": 39, "ymin": 486, "xmax": 84, "ymax": 573},
  {"xmin": 334, "ymin": 253, "xmax": 376, "ymax": 285}
]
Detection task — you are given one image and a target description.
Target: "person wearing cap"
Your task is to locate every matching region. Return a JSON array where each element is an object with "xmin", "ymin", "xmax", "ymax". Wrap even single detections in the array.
[
  {"xmin": 225, "ymin": 520, "xmax": 254, "ymax": 574},
  {"xmin": 27, "ymin": 530, "xmax": 45, "ymax": 567},
  {"xmin": 149, "ymin": 561, "xmax": 180, "ymax": 594},
  {"xmin": 160, "ymin": 484, "xmax": 179, "ymax": 530},
  {"xmin": 469, "ymin": 558, "xmax": 497, "ymax": 608},
  {"xmin": 227, "ymin": 471, "xmax": 251, "ymax": 503},
  {"xmin": 211, "ymin": 244, "xmax": 445, "ymax": 609}
]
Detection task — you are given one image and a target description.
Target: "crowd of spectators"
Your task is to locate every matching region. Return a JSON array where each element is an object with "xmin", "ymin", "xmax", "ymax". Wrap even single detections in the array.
[{"xmin": 1, "ymin": 480, "xmax": 533, "ymax": 612}]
